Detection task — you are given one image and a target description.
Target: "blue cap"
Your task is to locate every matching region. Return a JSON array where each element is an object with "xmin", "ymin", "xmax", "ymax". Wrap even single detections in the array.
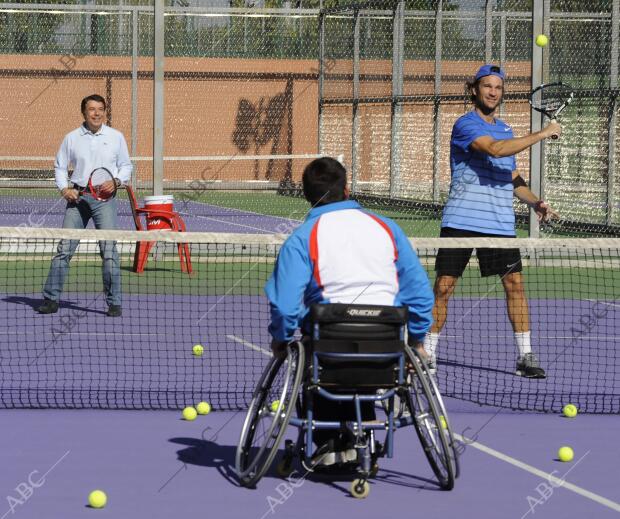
[{"xmin": 474, "ymin": 64, "xmax": 505, "ymax": 81}]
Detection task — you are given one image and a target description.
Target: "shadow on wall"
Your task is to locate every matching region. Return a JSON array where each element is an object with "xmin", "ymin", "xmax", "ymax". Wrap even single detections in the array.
[{"xmin": 232, "ymin": 80, "xmax": 293, "ymax": 182}]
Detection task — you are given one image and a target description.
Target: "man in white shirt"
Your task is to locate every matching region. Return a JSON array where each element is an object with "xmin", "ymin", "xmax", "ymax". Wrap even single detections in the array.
[{"xmin": 38, "ymin": 94, "xmax": 132, "ymax": 317}]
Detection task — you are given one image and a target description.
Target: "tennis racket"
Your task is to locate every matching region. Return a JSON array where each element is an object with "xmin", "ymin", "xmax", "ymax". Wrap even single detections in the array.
[
  {"xmin": 529, "ymin": 82, "xmax": 574, "ymax": 139},
  {"xmin": 82, "ymin": 167, "xmax": 117, "ymax": 201}
]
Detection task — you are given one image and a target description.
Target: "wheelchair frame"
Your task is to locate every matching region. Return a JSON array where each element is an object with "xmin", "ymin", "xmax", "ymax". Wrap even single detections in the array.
[{"xmin": 235, "ymin": 305, "xmax": 459, "ymax": 497}]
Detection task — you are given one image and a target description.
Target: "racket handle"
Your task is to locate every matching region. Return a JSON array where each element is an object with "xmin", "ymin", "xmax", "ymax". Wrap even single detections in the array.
[{"xmin": 550, "ymin": 117, "xmax": 559, "ymax": 140}]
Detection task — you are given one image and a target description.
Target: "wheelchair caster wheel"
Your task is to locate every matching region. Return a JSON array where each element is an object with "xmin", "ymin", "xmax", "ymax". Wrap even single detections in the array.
[
  {"xmin": 350, "ymin": 479, "xmax": 370, "ymax": 499},
  {"xmin": 369, "ymin": 462, "xmax": 379, "ymax": 478},
  {"xmin": 276, "ymin": 458, "xmax": 294, "ymax": 478}
]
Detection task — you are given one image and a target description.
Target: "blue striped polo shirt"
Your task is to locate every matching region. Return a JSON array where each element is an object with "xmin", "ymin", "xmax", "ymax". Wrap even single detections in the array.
[{"xmin": 442, "ymin": 110, "xmax": 517, "ymax": 236}]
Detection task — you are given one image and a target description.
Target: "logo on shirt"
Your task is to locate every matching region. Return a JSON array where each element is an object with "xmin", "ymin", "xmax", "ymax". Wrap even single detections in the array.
[{"xmin": 346, "ymin": 308, "xmax": 382, "ymax": 317}]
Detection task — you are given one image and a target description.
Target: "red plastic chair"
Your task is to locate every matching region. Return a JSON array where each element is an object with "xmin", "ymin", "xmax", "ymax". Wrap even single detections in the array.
[{"xmin": 125, "ymin": 186, "xmax": 192, "ymax": 274}]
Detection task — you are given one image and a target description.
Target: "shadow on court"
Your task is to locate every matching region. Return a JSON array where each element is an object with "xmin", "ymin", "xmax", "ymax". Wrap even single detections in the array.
[{"xmin": 2, "ymin": 295, "xmax": 107, "ymax": 315}]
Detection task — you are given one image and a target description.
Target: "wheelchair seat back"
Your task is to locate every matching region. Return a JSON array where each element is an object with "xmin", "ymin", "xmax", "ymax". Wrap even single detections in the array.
[{"xmin": 309, "ymin": 304, "xmax": 407, "ymax": 389}]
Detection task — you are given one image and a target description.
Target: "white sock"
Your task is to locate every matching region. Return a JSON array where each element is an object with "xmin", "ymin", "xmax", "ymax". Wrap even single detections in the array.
[
  {"xmin": 515, "ymin": 331, "xmax": 532, "ymax": 357},
  {"xmin": 423, "ymin": 332, "xmax": 440, "ymax": 359}
]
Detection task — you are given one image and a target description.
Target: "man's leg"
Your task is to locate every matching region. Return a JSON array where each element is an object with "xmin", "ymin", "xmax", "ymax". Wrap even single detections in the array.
[
  {"xmin": 423, "ymin": 275, "xmax": 459, "ymax": 369},
  {"xmin": 40, "ymin": 201, "xmax": 89, "ymax": 311},
  {"xmin": 91, "ymin": 197, "xmax": 121, "ymax": 312},
  {"xmin": 501, "ymin": 272, "xmax": 545, "ymax": 378}
]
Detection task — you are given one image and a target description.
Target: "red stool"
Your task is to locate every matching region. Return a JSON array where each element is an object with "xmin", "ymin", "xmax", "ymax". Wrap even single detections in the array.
[{"xmin": 125, "ymin": 186, "xmax": 192, "ymax": 274}]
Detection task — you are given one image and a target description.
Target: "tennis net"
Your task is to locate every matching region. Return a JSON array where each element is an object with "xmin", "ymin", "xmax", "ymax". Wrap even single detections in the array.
[{"xmin": 0, "ymin": 227, "xmax": 618, "ymax": 413}]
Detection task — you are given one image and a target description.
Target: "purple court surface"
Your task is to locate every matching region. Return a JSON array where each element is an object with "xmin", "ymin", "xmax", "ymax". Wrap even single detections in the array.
[
  {"xmin": 0, "ymin": 407, "xmax": 619, "ymax": 518},
  {"xmin": 0, "ymin": 198, "xmax": 301, "ymax": 233}
]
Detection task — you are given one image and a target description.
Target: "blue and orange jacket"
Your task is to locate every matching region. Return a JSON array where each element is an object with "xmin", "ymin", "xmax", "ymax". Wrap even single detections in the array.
[{"xmin": 264, "ymin": 200, "xmax": 434, "ymax": 342}]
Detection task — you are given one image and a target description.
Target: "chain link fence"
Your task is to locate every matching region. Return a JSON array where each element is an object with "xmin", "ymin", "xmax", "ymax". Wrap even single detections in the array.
[{"xmin": 0, "ymin": 0, "xmax": 618, "ymax": 236}]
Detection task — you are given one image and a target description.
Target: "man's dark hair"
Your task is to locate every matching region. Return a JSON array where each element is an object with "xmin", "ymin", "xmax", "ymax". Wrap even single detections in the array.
[
  {"xmin": 302, "ymin": 157, "xmax": 347, "ymax": 206},
  {"xmin": 81, "ymin": 94, "xmax": 106, "ymax": 114}
]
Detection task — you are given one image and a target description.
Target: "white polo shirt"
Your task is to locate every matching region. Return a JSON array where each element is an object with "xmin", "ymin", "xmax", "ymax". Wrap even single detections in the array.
[{"xmin": 54, "ymin": 123, "xmax": 133, "ymax": 191}]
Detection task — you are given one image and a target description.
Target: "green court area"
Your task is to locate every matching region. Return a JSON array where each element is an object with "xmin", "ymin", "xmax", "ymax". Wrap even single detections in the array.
[{"xmin": 2, "ymin": 255, "xmax": 617, "ymax": 301}]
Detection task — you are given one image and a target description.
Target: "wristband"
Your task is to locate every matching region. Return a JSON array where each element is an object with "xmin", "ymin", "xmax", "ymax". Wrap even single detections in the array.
[{"xmin": 512, "ymin": 175, "xmax": 527, "ymax": 189}]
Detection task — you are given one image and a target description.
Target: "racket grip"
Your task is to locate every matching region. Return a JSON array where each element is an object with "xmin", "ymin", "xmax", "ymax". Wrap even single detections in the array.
[{"xmin": 550, "ymin": 117, "xmax": 559, "ymax": 140}]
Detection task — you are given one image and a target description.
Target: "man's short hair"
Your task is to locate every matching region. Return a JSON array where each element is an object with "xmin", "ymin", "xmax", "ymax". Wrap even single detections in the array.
[
  {"xmin": 81, "ymin": 94, "xmax": 106, "ymax": 114},
  {"xmin": 302, "ymin": 157, "xmax": 347, "ymax": 206}
]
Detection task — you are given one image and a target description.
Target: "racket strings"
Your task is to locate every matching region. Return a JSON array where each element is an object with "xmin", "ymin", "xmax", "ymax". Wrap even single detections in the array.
[{"xmin": 531, "ymin": 85, "xmax": 573, "ymax": 113}]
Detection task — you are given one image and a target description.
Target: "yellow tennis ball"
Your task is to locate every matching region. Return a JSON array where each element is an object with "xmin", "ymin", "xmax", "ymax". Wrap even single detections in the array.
[
  {"xmin": 182, "ymin": 406, "xmax": 197, "ymax": 421},
  {"xmin": 196, "ymin": 401, "xmax": 211, "ymax": 415},
  {"xmin": 439, "ymin": 415, "xmax": 448, "ymax": 429},
  {"xmin": 535, "ymin": 34, "xmax": 548, "ymax": 47},
  {"xmin": 558, "ymin": 446, "xmax": 574, "ymax": 462},
  {"xmin": 192, "ymin": 344, "xmax": 204, "ymax": 356},
  {"xmin": 88, "ymin": 490, "xmax": 107, "ymax": 509},
  {"xmin": 270, "ymin": 400, "xmax": 281, "ymax": 413},
  {"xmin": 562, "ymin": 404, "xmax": 578, "ymax": 418}
]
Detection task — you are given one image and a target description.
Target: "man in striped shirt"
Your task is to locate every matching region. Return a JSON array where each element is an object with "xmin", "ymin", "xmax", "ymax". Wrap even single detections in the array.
[{"xmin": 423, "ymin": 64, "xmax": 560, "ymax": 379}]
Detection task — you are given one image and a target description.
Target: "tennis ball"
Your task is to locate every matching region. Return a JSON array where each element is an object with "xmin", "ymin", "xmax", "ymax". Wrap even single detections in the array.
[
  {"xmin": 88, "ymin": 490, "xmax": 107, "ymax": 509},
  {"xmin": 439, "ymin": 415, "xmax": 448, "ymax": 430},
  {"xmin": 535, "ymin": 34, "xmax": 548, "ymax": 47},
  {"xmin": 182, "ymin": 406, "xmax": 197, "ymax": 421},
  {"xmin": 270, "ymin": 400, "xmax": 281, "ymax": 413},
  {"xmin": 196, "ymin": 401, "xmax": 211, "ymax": 415},
  {"xmin": 192, "ymin": 344, "xmax": 204, "ymax": 357},
  {"xmin": 558, "ymin": 446, "xmax": 574, "ymax": 462},
  {"xmin": 562, "ymin": 404, "xmax": 578, "ymax": 418}
]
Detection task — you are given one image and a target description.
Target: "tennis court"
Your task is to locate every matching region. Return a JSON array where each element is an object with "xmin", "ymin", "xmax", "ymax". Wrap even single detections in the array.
[{"xmin": 2, "ymin": 0, "xmax": 620, "ymax": 516}]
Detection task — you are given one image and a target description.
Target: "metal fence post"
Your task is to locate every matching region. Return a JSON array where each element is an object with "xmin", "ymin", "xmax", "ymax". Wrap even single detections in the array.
[
  {"xmin": 389, "ymin": 0, "xmax": 404, "ymax": 198},
  {"xmin": 485, "ymin": 0, "xmax": 493, "ymax": 63},
  {"xmin": 432, "ymin": 0, "xmax": 443, "ymax": 203},
  {"xmin": 318, "ymin": 11, "xmax": 324, "ymax": 155},
  {"xmin": 153, "ymin": 0, "xmax": 164, "ymax": 195},
  {"xmin": 351, "ymin": 9, "xmax": 360, "ymax": 192},
  {"xmin": 607, "ymin": 0, "xmax": 619, "ymax": 225},
  {"xmin": 131, "ymin": 7, "xmax": 138, "ymax": 191},
  {"xmin": 529, "ymin": 0, "xmax": 544, "ymax": 238}
]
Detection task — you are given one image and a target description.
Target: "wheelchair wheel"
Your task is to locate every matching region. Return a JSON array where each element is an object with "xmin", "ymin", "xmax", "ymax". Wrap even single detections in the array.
[
  {"xmin": 350, "ymin": 479, "xmax": 370, "ymax": 499},
  {"xmin": 407, "ymin": 347, "xmax": 460, "ymax": 479},
  {"xmin": 236, "ymin": 342, "xmax": 304, "ymax": 487},
  {"xmin": 403, "ymin": 347, "xmax": 455, "ymax": 490}
]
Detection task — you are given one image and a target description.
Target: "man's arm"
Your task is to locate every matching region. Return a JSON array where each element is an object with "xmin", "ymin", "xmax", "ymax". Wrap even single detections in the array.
[
  {"xmin": 471, "ymin": 121, "xmax": 561, "ymax": 158},
  {"xmin": 390, "ymin": 225, "xmax": 434, "ymax": 347},
  {"xmin": 512, "ymin": 173, "xmax": 559, "ymax": 222},
  {"xmin": 54, "ymin": 135, "xmax": 78, "ymax": 201},
  {"xmin": 264, "ymin": 236, "xmax": 312, "ymax": 354}
]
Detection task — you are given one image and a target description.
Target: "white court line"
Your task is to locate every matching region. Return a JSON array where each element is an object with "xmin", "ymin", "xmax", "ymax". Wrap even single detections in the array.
[
  {"xmin": 454, "ymin": 433, "xmax": 620, "ymax": 513},
  {"xmin": 226, "ymin": 334, "xmax": 272, "ymax": 357},
  {"xmin": 585, "ymin": 299, "xmax": 620, "ymax": 309}
]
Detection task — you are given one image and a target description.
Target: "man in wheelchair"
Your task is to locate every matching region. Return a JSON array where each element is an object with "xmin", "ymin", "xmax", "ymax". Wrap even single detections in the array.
[{"xmin": 265, "ymin": 157, "xmax": 434, "ymax": 470}]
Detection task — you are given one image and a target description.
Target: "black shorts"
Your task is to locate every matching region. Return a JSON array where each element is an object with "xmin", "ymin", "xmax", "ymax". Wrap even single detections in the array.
[{"xmin": 435, "ymin": 227, "xmax": 522, "ymax": 278}]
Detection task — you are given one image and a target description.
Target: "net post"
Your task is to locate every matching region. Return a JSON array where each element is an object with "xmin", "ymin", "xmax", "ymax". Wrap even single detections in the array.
[{"xmin": 529, "ymin": 0, "xmax": 545, "ymax": 238}]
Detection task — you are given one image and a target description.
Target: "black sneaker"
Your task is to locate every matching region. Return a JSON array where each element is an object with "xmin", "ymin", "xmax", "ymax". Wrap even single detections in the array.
[
  {"xmin": 37, "ymin": 299, "xmax": 59, "ymax": 314},
  {"xmin": 106, "ymin": 305, "xmax": 122, "ymax": 317},
  {"xmin": 516, "ymin": 353, "xmax": 546, "ymax": 379}
]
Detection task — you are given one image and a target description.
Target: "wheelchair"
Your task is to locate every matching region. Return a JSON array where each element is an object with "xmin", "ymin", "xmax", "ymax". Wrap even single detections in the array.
[{"xmin": 235, "ymin": 304, "xmax": 460, "ymax": 498}]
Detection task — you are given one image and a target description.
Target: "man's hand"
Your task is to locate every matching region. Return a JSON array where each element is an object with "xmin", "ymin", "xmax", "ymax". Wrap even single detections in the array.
[
  {"xmin": 270, "ymin": 339, "xmax": 288, "ymax": 359},
  {"xmin": 98, "ymin": 180, "xmax": 117, "ymax": 197},
  {"xmin": 61, "ymin": 187, "xmax": 79, "ymax": 202},
  {"xmin": 541, "ymin": 121, "xmax": 561, "ymax": 140},
  {"xmin": 533, "ymin": 200, "xmax": 559, "ymax": 223}
]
